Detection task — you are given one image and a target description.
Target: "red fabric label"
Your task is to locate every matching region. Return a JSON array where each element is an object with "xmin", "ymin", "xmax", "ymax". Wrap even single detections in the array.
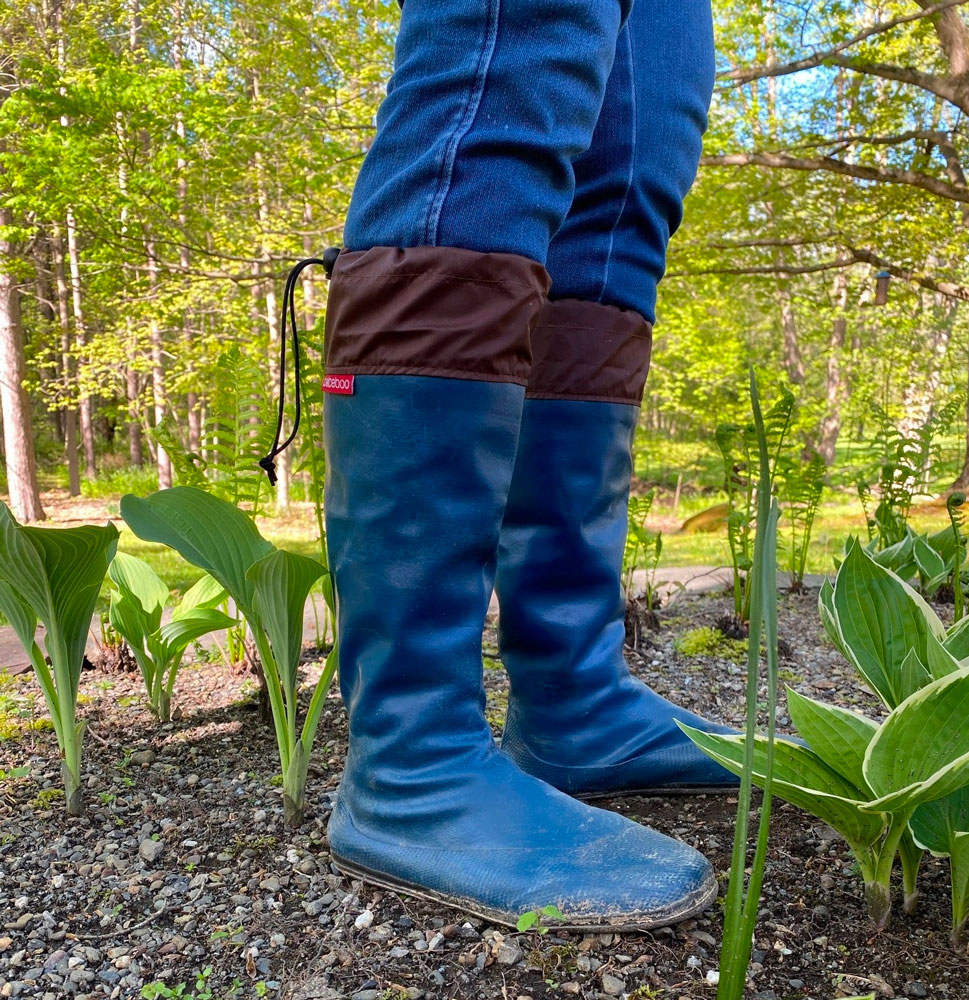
[{"xmin": 323, "ymin": 374, "xmax": 355, "ymax": 395}]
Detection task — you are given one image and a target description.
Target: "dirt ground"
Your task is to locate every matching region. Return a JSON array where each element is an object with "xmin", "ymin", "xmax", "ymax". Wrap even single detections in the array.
[{"xmin": 1, "ymin": 588, "xmax": 966, "ymax": 1000}]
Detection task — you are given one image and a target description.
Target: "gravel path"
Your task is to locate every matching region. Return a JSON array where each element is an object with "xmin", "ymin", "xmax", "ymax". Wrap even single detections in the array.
[{"xmin": 0, "ymin": 585, "xmax": 961, "ymax": 1000}]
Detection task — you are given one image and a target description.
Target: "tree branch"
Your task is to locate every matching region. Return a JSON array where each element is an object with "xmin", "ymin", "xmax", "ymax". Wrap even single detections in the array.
[
  {"xmin": 721, "ymin": 0, "xmax": 969, "ymax": 84},
  {"xmin": 846, "ymin": 246, "xmax": 969, "ymax": 302},
  {"xmin": 701, "ymin": 150, "xmax": 969, "ymax": 203},
  {"xmin": 827, "ymin": 55, "xmax": 968, "ymax": 113}
]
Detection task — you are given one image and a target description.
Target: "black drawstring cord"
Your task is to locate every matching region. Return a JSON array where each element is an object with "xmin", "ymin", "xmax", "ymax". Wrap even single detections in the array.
[{"xmin": 259, "ymin": 247, "xmax": 341, "ymax": 486}]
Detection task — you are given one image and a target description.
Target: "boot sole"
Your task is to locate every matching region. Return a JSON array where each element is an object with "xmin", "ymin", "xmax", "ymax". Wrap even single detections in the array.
[
  {"xmin": 330, "ymin": 853, "xmax": 718, "ymax": 933},
  {"xmin": 577, "ymin": 783, "xmax": 739, "ymax": 802}
]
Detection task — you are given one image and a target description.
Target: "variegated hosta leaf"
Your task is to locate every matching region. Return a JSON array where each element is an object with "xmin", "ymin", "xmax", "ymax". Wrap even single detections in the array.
[
  {"xmin": 910, "ymin": 786, "xmax": 969, "ymax": 858},
  {"xmin": 898, "ymin": 649, "xmax": 931, "ymax": 704},
  {"xmin": 863, "ymin": 669, "xmax": 969, "ymax": 814},
  {"xmin": 913, "ymin": 535, "xmax": 947, "ymax": 596},
  {"xmin": 818, "ymin": 577, "xmax": 850, "ymax": 661},
  {"xmin": 925, "ymin": 630, "xmax": 962, "ymax": 681},
  {"xmin": 785, "ymin": 688, "xmax": 877, "ymax": 792},
  {"xmin": 679, "ymin": 725, "xmax": 885, "ymax": 849},
  {"xmin": 944, "ymin": 615, "xmax": 969, "ymax": 662},
  {"xmin": 833, "ymin": 539, "xmax": 945, "ymax": 708},
  {"xmin": 910, "ymin": 788, "xmax": 969, "ymax": 936}
]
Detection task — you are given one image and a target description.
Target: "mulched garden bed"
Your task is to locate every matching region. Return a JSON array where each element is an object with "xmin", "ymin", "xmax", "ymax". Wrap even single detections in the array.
[{"xmin": 0, "ymin": 587, "xmax": 964, "ymax": 1000}]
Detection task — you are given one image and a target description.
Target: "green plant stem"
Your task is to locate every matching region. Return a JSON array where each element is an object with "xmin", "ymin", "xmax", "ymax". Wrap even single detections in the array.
[
  {"xmin": 250, "ymin": 626, "xmax": 305, "ymax": 824},
  {"xmin": 717, "ymin": 370, "xmax": 779, "ymax": 1000},
  {"xmin": 898, "ymin": 829, "xmax": 922, "ymax": 915}
]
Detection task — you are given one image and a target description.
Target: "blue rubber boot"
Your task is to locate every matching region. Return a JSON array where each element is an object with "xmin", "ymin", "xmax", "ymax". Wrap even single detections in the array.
[
  {"xmin": 496, "ymin": 300, "xmax": 739, "ymax": 800},
  {"xmin": 323, "ymin": 248, "xmax": 717, "ymax": 930}
]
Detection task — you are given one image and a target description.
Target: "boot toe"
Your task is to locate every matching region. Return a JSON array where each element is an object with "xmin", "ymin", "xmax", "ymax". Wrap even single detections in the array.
[{"xmin": 329, "ymin": 791, "xmax": 715, "ymax": 931}]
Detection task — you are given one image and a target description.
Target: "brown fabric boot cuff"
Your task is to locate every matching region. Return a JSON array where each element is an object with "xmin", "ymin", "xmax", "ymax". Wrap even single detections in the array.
[
  {"xmin": 324, "ymin": 246, "xmax": 551, "ymax": 386},
  {"xmin": 525, "ymin": 299, "xmax": 652, "ymax": 405}
]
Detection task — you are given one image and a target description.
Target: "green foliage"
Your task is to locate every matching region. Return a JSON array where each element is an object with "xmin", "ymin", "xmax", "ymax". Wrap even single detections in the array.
[
  {"xmin": 155, "ymin": 348, "xmax": 275, "ymax": 516},
  {"xmin": 622, "ymin": 491, "xmax": 663, "ymax": 611},
  {"xmin": 686, "ymin": 668, "xmax": 969, "ymax": 936},
  {"xmin": 778, "ymin": 451, "xmax": 825, "ymax": 589},
  {"xmin": 81, "ymin": 466, "xmax": 160, "ymax": 500},
  {"xmin": 713, "ymin": 370, "xmax": 780, "ymax": 1000},
  {"xmin": 947, "ymin": 492, "xmax": 967, "ymax": 621},
  {"xmin": 0, "ymin": 503, "xmax": 118, "ymax": 814},
  {"xmin": 120, "ymin": 486, "xmax": 336, "ymax": 825},
  {"xmin": 716, "ymin": 384, "xmax": 793, "ymax": 625},
  {"xmin": 691, "ymin": 537, "xmax": 969, "ymax": 939},
  {"xmin": 860, "ymin": 400, "xmax": 965, "ymax": 552},
  {"xmin": 108, "ymin": 552, "xmax": 235, "ymax": 721}
]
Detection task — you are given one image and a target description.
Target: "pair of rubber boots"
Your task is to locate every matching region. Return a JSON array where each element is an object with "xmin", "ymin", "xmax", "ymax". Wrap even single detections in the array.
[{"xmin": 323, "ymin": 247, "xmax": 735, "ymax": 931}]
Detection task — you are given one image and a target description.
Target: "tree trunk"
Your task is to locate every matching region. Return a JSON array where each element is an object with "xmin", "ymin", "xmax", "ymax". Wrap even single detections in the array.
[
  {"xmin": 66, "ymin": 211, "xmax": 95, "ymax": 480},
  {"xmin": 174, "ymin": 0, "xmax": 200, "ymax": 455},
  {"xmin": 147, "ymin": 239, "xmax": 172, "ymax": 488},
  {"xmin": 817, "ymin": 271, "xmax": 850, "ymax": 466},
  {"xmin": 0, "ymin": 205, "xmax": 46, "ymax": 522},
  {"xmin": 51, "ymin": 230, "xmax": 80, "ymax": 496}
]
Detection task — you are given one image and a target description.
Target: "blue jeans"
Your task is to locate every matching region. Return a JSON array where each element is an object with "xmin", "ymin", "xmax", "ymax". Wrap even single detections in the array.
[{"xmin": 343, "ymin": 0, "xmax": 714, "ymax": 322}]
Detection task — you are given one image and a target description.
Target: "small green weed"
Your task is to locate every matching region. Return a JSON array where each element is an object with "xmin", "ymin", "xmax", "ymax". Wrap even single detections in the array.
[
  {"xmin": 30, "ymin": 788, "xmax": 65, "ymax": 810},
  {"xmin": 516, "ymin": 904, "xmax": 564, "ymax": 934},
  {"xmin": 674, "ymin": 626, "xmax": 747, "ymax": 662}
]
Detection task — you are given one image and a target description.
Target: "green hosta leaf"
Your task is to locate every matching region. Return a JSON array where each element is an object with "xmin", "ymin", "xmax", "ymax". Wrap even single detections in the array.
[
  {"xmin": 248, "ymin": 550, "xmax": 325, "ymax": 698},
  {"xmin": 911, "ymin": 788, "xmax": 969, "ymax": 937},
  {"xmin": 872, "ymin": 533, "xmax": 914, "ymax": 573},
  {"xmin": 155, "ymin": 608, "xmax": 238, "ymax": 664},
  {"xmin": 108, "ymin": 592, "xmax": 155, "ymax": 682},
  {"xmin": 914, "ymin": 535, "xmax": 947, "ymax": 596},
  {"xmin": 926, "ymin": 525, "xmax": 959, "ymax": 566},
  {"xmin": 925, "ymin": 630, "xmax": 962, "ymax": 681},
  {"xmin": 785, "ymin": 688, "xmax": 877, "ymax": 792},
  {"xmin": 7, "ymin": 517, "xmax": 120, "ymax": 674},
  {"xmin": 680, "ymin": 725, "xmax": 885, "ymax": 849},
  {"xmin": 0, "ymin": 579, "xmax": 37, "ymax": 654},
  {"xmin": 818, "ymin": 577, "xmax": 850, "ymax": 660},
  {"xmin": 910, "ymin": 786, "xmax": 969, "ymax": 857},
  {"xmin": 173, "ymin": 574, "xmax": 227, "ymax": 619},
  {"xmin": 109, "ymin": 552, "xmax": 169, "ymax": 624},
  {"xmin": 897, "ymin": 649, "xmax": 931, "ymax": 703},
  {"xmin": 944, "ymin": 615, "xmax": 969, "ymax": 661},
  {"xmin": 863, "ymin": 669, "xmax": 969, "ymax": 813},
  {"xmin": 833, "ymin": 539, "xmax": 944, "ymax": 707},
  {"xmin": 0, "ymin": 504, "xmax": 49, "ymax": 617},
  {"xmin": 120, "ymin": 487, "xmax": 273, "ymax": 618}
]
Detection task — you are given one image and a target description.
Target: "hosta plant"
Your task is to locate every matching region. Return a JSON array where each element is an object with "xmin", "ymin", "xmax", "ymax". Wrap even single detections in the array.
[
  {"xmin": 910, "ymin": 786, "xmax": 969, "ymax": 947},
  {"xmin": 819, "ymin": 538, "xmax": 964, "ymax": 710},
  {"xmin": 120, "ymin": 487, "xmax": 335, "ymax": 826},
  {"xmin": 684, "ymin": 668, "xmax": 969, "ymax": 931},
  {"xmin": 108, "ymin": 553, "xmax": 236, "ymax": 722},
  {"xmin": 0, "ymin": 503, "xmax": 118, "ymax": 814}
]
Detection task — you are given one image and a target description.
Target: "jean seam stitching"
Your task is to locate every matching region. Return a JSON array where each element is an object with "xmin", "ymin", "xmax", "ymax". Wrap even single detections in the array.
[
  {"xmin": 423, "ymin": 0, "xmax": 501, "ymax": 245},
  {"xmin": 599, "ymin": 28, "xmax": 636, "ymax": 301}
]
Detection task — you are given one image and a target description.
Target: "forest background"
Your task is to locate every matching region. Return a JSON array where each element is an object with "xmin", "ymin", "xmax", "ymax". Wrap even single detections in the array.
[{"xmin": 1, "ymin": 0, "xmax": 968, "ymax": 577}]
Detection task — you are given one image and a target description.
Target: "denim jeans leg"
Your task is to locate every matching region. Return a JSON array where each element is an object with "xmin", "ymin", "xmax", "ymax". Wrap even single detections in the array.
[
  {"xmin": 545, "ymin": 0, "xmax": 715, "ymax": 321},
  {"xmin": 343, "ymin": 0, "xmax": 632, "ymax": 265}
]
